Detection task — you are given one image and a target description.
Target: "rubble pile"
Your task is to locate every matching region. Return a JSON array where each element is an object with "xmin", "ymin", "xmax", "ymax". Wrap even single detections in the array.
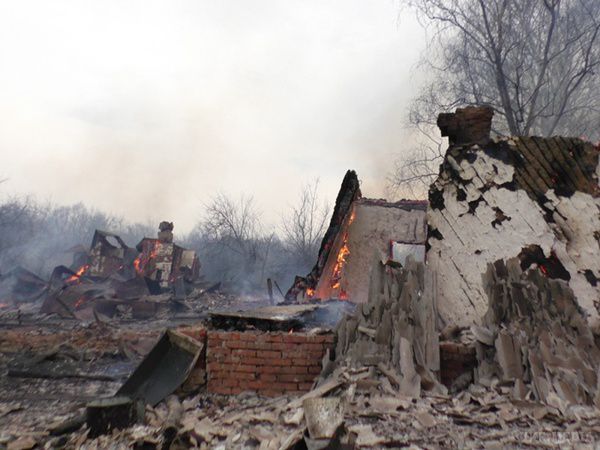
[
  {"xmin": 475, "ymin": 257, "xmax": 600, "ymax": 411},
  {"xmin": 1, "ymin": 221, "xmax": 206, "ymax": 322},
  {"xmin": 52, "ymin": 360, "xmax": 600, "ymax": 449},
  {"xmin": 324, "ymin": 257, "xmax": 443, "ymax": 397}
]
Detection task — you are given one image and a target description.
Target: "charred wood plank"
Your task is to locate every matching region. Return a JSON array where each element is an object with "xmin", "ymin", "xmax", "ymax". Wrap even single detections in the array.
[{"xmin": 86, "ymin": 396, "xmax": 143, "ymax": 437}]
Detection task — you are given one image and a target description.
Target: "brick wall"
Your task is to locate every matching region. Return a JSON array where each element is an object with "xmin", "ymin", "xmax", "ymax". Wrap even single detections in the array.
[
  {"xmin": 439, "ymin": 341, "xmax": 476, "ymax": 389},
  {"xmin": 206, "ymin": 331, "xmax": 334, "ymax": 396},
  {"xmin": 176, "ymin": 326, "xmax": 476, "ymax": 395}
]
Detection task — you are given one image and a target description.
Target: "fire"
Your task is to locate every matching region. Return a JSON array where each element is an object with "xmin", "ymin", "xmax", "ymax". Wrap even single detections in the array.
[
  {"xmin": 329, "ymin": 208, "xmax": 355, "ymax": 298},
  {"xmin": 67, "ymin": 264, "xmax": 90, "ymax": 283},
  {"xmin": 74, "ymin": 296, "xmax": 86, "ymax": 309},
  {"xmin": 134, "ymin": 241, "xmax": 160, "ymax": 275},
  {"xmin": 306, "ymin": 288, "xmax": 315, "ymax": 297}
]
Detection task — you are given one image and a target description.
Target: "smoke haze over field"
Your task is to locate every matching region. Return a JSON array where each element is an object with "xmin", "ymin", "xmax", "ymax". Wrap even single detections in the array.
[{"xmin": 0, "ymin": 1, "xmax": 426, "ymax": 232}]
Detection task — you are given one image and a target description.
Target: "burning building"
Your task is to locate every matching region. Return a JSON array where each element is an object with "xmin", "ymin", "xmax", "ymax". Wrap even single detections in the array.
[
  {"xmin": 134, "ymin": 222, "xmax": 200, "ymax": 291},
  {"xmin": 286, "ymin": 171, "xmax": 427, "ymax": 302},
  {"xmin": 87, "ymin": 230, "xmax": 138, "ymax": 279},
  {"xmin": 428, "ymin": 106, "xmax": 600, "ymax": 328}
]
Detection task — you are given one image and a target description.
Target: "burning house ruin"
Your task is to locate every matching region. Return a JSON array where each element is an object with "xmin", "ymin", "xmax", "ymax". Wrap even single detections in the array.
[
  {"xmin": 88, "ymin": 230, "xmax": 138, "ymax": 279},
  {"xmin": 286, "ymin": 171, "xmax": 427, "ymax": 303},
  {"xmin": 31, "ymin": 222, "xmax": 201, "ymax": 318},
  {"xmin": 135, "ymin": 221, "xmax": 200, "ymax": 292}
]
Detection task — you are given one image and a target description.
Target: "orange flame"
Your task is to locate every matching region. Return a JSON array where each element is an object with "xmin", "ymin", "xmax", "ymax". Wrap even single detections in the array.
[
  {"xmin": 306, "ymin": 288, "xmax": 315, "ymax": 298},
  {"xmin": 74, "ymin": 296, "xmax": 86, "ymax": 309},
  {"xmin": 329, "ymin": 208, "xmax": 355, "ymax": 298},
  {"xmin": 134, "ymin": 241, "xmax": 160, "ymax": 275},
  {"xmin": 67, "ymin": 264, "xmax": 90, "ymax": 283}
]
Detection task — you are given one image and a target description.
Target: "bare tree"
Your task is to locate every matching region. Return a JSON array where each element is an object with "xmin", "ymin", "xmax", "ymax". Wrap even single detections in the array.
[
  {"xmin": 281, "ymin": 179, "xmax": 330, "ymax": 269},
  {"xmin": 201, "ymin": 194, "xmax": 260, "ymax": 258},
  {"xmin": 391, "ymin": 0, "xmax": 600, "ymax": 195},
  {"xmin": 193, "ymin": 193, "xmax": 277, "ymax": 292},
  {"xmin": 0, "ymin": 194, "xmax": 155, "ymax": 277}
]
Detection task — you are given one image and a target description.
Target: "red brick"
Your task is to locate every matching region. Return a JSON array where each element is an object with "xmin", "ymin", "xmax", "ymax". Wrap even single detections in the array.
[
  {"xmin": 231, "ymin": 371, "xmax": 256, "ymax": 380},
  {"xmin": 260, "ymin": 358, "xmax": 286, "ymax": 367},
  {"xmin": 225, "ymin": 340, "xmax": 249, "ymax": 349},
  {"xmin": 291, "ymin": 358, "xmax": 312, "ymax": 366},
  {"xmin": 298, "ymin": 382, "xmax": 314, "ymax": 391},
  {"xmin": 281, "ymin": 350, "xmax": 308, "ymax": 359},
  {"xmin": 246, "ymin": 341, "xmax": 274, "ymax": 351},
  {"xmin": 221, "ymin": 378, "xmax": 239, "ymax": 388},
  {"xmin": 239, "ymin": 332, "xmax": 257, "ymax": 341},
  {"xmin": 278, "ymin": 365, "xmax": 307, "ymax": 374},
  {"xmin": 266, "ymin": 334, "xmax": 284, "ymax": 343},
  {"xmin": 307, "ymin": 366, "xmax": 322, "ymax": 374},
  {"xmin": 284, "ymin": 335, "xmax": 311, "ymax": 344},
  {"xmin": 234, "ymin": 364, "xmax": 257, "ymax": 373},
  {"xmin": 240, "ymin": 357, "xmax": 262, "ymax": 365},
  {"xmin": 207, "ymin": 331, "xmax": 223, "ymax": 340},
  {"xmin": 243, "ymin": 380, "xmax": 262, "ymax": 391},
  {"xmin": 257, "ymin": 373, "xmax": 277, "ymax": 382},
  {"xmin": 259, "ymin": 364, "xmax": 287, "ymax": 373},
  {"xmin": 231, "ymin": 349, "xmax": 256, "ymax": 357},
  {"xmin": 257, "ymin": 350, "xmax": 280, "ymax": 359}
]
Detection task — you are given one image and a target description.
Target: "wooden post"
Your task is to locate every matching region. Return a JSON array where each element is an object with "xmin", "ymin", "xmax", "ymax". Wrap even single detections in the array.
[{"xmin": 267, "ymin": 278, "xmax": 274, "ymax": 303}]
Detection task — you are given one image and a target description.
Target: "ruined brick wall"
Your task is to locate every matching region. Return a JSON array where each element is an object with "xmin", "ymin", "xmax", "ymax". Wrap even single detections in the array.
[
  {"xmin": 428, "ymin": 107, "xmax": 600, "ymax": 327},
  {"xmin": 206, "ymin": 331, "xmax": 334, "ymax": 396},
  {"xmin": 179, "ymin": 326, "xmax": 474, "ymax": 395}
]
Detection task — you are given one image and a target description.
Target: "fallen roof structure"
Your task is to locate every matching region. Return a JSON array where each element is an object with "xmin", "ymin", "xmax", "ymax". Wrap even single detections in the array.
[
  {"xmin": 88, "ymin": 230, "xmax": 138, "ymax": 279},
  {"xmin": 427, "ymin": 106, "xmax": 600, "ymax": 327}
]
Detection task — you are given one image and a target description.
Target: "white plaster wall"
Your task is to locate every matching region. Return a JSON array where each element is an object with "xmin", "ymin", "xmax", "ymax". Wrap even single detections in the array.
[
  {"xmin": 315, "ymin": 202, "xmax": 426, "ymax": 303},
  {"xmin": 428, "ymin": 144, "xmax": 600, "ymax": 327}
]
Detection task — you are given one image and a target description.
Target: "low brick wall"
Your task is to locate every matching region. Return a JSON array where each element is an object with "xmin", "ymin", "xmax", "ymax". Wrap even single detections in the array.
[
  {"xmin": 177, "ymin": 327, "xmax": 474, "ymax": 395},
  {"xmin": 439, "ymin": 341, "xmax": 477, "ymax": 389},
  {"xmin": 206, "ymin": 331, "xmax": 334, "ymax": 396}
]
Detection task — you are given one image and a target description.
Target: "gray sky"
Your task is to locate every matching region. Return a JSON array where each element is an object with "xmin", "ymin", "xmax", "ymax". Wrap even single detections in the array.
[{"xmin": 0, "ymin": 1, "xmax": 426, "ymax": 232}]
